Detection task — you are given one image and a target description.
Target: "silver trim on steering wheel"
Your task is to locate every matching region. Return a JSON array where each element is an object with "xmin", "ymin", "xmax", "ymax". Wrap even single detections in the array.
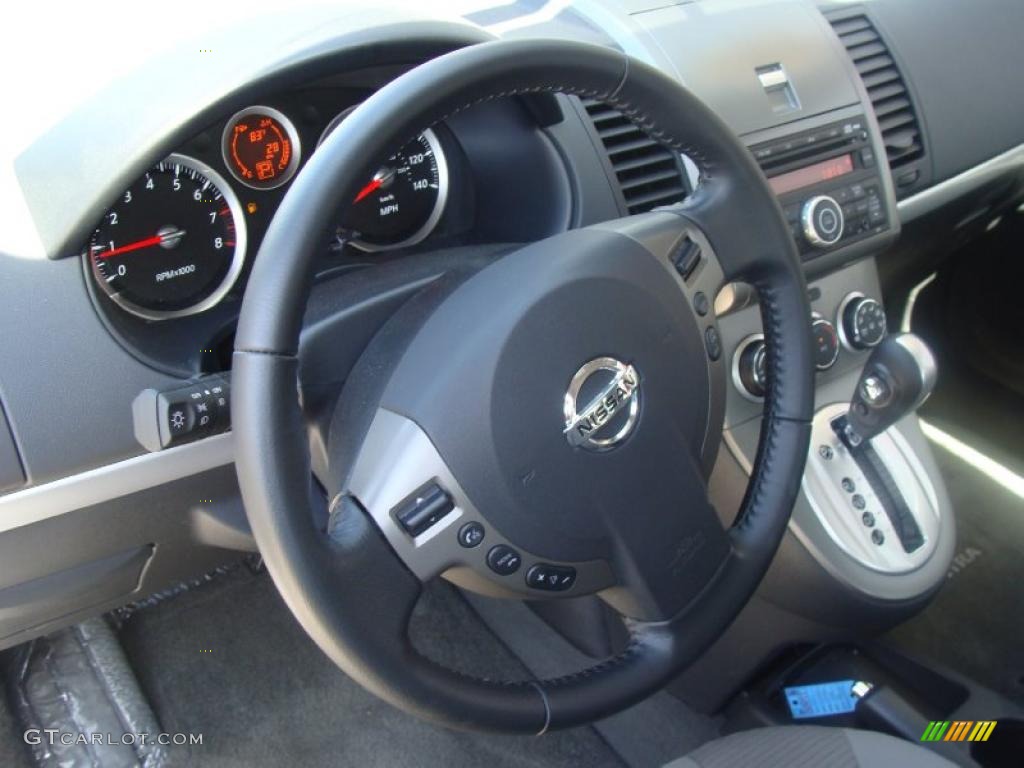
[{"xmin": 345, "ymin": 408, "xmax": 613, "ymax": 598}]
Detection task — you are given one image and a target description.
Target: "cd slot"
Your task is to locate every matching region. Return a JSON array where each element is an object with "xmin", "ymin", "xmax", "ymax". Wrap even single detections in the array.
[{"xmin": 760, "ymin": 135, "xmax": 857, "ymax": 175}]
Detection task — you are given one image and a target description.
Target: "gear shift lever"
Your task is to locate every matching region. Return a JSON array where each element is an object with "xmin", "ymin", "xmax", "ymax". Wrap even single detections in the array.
[
  {"xmin": 826, "ymin": 333, "xmax": 938, "ymax": 555},
  {"xmin": 842, "ymin": 333, "xmax": 937, "ymax": 446}
]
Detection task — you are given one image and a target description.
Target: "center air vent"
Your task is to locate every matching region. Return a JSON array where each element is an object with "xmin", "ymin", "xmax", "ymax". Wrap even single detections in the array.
[
  {"xmin": 826, "ymin": 11, "xmax": 925, "ymax": 171},
  {"xmin": 581, "ymin": 99, "xmax": 689, "ymax": 214}
]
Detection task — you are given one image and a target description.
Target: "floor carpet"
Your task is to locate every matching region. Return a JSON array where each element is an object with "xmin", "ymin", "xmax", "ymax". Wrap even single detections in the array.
[
  {"xmin": 884, "ymin": 264, "xmax": 1024, "ymax": 705},
  {"xmin": 118, "ymin": 566, "xmax": 627, "ymax": 768},
  {"xmin": 913, "ymin": 267, "xmax": 1024, "ymax": 476}
]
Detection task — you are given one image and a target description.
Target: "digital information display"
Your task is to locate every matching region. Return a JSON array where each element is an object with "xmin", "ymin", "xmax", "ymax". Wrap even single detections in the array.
[
  {"xmin": 222, "ymin": 106, "xmax": 301, "ymax": 191},
  {"xmin": 768, "ymin": 154, "xmax": 855, "ymax": 196}
]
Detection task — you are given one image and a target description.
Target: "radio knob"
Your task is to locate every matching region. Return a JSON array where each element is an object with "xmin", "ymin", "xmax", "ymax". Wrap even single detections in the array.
[
  {"xmin": 801, "ymin": 195, "xmax": 845, "ymax": 247},
  {"xmin": 839, "ymin": 294, "xmax": 887, "ymax": 351}
]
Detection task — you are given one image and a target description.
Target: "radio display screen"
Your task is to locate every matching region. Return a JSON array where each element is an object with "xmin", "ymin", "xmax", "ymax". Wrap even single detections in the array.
[{"xmin": 768, "ymin": 154, "xmax": 855, "ymax": 196}]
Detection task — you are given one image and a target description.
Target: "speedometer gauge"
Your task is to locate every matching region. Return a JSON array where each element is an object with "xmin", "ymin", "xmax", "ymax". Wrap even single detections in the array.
[
  {"xmin": 319, "ymin": 110, "xmax": 448, "ymax": 252},
  {"xmin": 87, "ymin": 154, "xmax": 247, "ymax": 321}
]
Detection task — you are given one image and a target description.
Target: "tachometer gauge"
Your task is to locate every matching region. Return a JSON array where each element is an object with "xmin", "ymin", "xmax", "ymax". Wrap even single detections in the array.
[
  {"xmin": 319, "ymin": 110, "xmax": 448, "ymax": 252},
  {"xmin": 87, "ymin": 154, "xmax": 247, "ymax": 321}
]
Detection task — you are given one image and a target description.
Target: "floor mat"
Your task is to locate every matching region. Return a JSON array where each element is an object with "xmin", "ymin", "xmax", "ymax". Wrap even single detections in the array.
[
  {"xmin": 118, "ymin": 567, "xmax": 626, "ymax": 768},
  {"xmin": 885, "ymin": 446, "xmax": 1024, "ymax": 705},
  {"xmin": 0, "ymin": 687, "xmax": 33, "ymax": 768}
]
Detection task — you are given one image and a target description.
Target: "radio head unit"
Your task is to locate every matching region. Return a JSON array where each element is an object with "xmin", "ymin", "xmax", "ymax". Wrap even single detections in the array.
[{"xmin": 751, "ymin": 115, "xmax": 888, "ymax": 261}]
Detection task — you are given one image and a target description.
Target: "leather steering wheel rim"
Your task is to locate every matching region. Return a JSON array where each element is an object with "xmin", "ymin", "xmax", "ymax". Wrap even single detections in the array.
[{"xmin": 233, "ymin": 38, "xmax": 814, "ymax": 734}]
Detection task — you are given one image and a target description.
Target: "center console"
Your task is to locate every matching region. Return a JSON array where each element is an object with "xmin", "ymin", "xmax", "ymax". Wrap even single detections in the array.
[
  {"xmin": 719, "ymin": 256, "xmax": 954, "ymax": 589},
  {"xmin": 673, "ymin": 256, "xmax": 957, "ymax": 715},
  {"xmin": 601, "ymin": 0, "xmax": 954, "ymax": 713},
  {"xmin": 671, "ymin": 93, "xmax": 951, "ymax": 715}
]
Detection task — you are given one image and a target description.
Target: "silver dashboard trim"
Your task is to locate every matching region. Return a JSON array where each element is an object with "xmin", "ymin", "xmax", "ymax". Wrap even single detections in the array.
[
  {"xmin": 347, "ymin": 408, "xmax": 612, "ymax": 599},
  {"xmin": 0, "ymin": 433, "xmax": 234, "ymax": 534},
  {"xmin": 897, "ymin": 142, "xmax": 1024, "ymax": 221},
  {"xmin": 801, "ymin": 403, "xmax": 940, "ymax": 574}
]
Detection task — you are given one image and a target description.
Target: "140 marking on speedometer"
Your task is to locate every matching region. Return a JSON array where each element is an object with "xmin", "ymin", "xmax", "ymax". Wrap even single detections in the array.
[
  {"xmin": 342, "ymin": 130, "xmax": 448, "ymax": 251},
  {"xmin": 312, "ymin": 112, "xmax": 450, "ymax": 252}
]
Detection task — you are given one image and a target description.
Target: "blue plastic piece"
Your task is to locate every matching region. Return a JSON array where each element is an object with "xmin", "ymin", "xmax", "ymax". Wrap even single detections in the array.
[{"xmin": 784, "ymin": 680, "xmax": 858, "ymax": 719}]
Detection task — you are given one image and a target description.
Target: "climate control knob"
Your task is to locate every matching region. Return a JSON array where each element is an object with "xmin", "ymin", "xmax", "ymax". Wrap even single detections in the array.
[
  {"xmin": 732, "ymin": 335, "xmax": 767, "ymax": 401},
  {"xmin": 801, "ymin": 195, "xmax": 845, "ymax": 247},
  {"xmin": 839, "ymin": 293, "xmax": 887, "ymax": 351},
  {"xmin": 811, "ymin": 315, "xmax": 840, "ymax": 370}
]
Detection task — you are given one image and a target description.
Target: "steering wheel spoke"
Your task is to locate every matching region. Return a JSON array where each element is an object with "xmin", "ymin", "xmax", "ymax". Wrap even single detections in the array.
[
  {"xmin": 343, "ymin": 407, "xmax": 616, "ymax": 596},
  {"xmin": 599, "ymin": 456, "xmax": 734, "ymax": 622}
]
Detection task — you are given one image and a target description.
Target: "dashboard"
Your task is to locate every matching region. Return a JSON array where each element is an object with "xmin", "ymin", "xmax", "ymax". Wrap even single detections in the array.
[{"xmin": 1, "ymin": 0, "xmax": 1023, "ymax": 650}]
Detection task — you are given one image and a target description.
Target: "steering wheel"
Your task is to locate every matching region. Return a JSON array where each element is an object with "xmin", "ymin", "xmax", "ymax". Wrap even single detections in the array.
[{"xmin": 233, "ymin": 38, "xmax": 813, "ymax": 734}]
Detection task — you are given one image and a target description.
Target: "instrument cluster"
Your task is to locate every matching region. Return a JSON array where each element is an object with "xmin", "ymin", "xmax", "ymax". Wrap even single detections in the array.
[{"xmin": 85, "ymin": 92, "xmax": 456, "ymax": 321}]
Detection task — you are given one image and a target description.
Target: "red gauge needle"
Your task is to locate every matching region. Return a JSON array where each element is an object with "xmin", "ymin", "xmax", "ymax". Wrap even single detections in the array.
[
  {"xmin": 97, "ymin": 229, "xmax": 185, "ymax": 259},
  {"xmin": 353, "ymin": 178, "xmax": 382, "ymax": 203}
]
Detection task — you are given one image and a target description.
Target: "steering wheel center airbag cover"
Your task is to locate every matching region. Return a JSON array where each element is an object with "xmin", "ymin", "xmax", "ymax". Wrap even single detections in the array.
[{"xmin": 377, "ymin": 227, "xmax": 711, "ymax": 563}]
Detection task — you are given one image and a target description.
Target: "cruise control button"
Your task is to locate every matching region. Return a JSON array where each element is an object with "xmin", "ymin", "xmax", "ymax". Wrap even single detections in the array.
[
  {"xmin": 704, "ymin": 326, "xmax": 722, "ymax": 361},
  {"xmin": 862, "ymin": 511, "xmax": 876, "ymax": 527},
  {"xmin": 671, "ymin": 239, "xmax": 701, "ymax": 280},
  {"xmin": 871, "ymin": 529, "xmax": 885, "ymax": 546},
  {"xmin": 486, "ymin": 545, "xmax": 522, "ymax": 575},
  {"xmin": 393, "ymin": 482, "xmax": 454, "ymax": 538},
  {"xmin": 841, "ymin": 477, "xmax": 856, "ymax": 493},
  {"xmin": 693, "ymin": 291, "xmax": 710, "ymax": 317},
  {"xmin": 851, "ymin": 494, "xmax": 866, "ymax": 510},
  {"xmin": 526, "ymin": 564, "xmax": 576, "ymax": 592},
  {"xmin": 457, "ymin": 521, "xmax": 485, "ymax": 548}
]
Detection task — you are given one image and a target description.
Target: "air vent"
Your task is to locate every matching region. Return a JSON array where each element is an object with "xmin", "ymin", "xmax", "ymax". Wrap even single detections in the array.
[
  {"xmin": 827, "ymin": 12, "xmax": 924, "ymax": 169},
  {"xmin": 581, "ymin": 99, "xmax": 688, "ymax": 214}
]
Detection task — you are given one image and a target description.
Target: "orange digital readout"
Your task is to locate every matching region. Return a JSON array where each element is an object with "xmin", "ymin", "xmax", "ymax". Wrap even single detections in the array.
[
  {"xmin": 768, "ymin": 153, "xmax": 854, "ymax": 196},
  {"xmin": 221, "ymin": 107, "xmax": 301, "ymax": 190}
]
